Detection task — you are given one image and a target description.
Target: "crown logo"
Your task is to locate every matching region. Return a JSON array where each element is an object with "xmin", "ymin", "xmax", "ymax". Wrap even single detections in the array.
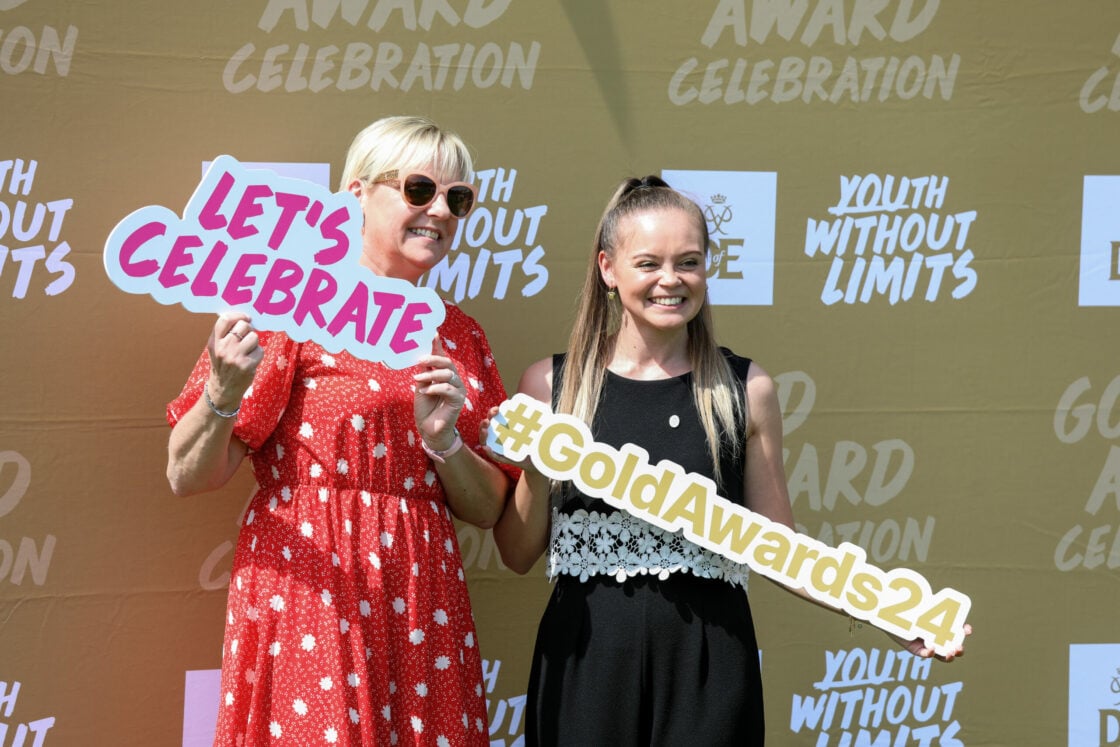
[{"xmin": 710, "ymin": 193, "xmax": 727, "ymax": 204}]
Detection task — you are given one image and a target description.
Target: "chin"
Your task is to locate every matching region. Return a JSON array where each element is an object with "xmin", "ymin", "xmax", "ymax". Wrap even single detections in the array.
[{"xmin": 408, "ymin": 245, "xmax": 449, "ymax": 266}]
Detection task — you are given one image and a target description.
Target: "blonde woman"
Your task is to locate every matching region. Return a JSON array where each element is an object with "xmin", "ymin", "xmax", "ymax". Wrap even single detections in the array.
[
  {"xmin": 491, "ymin": 176, "xmax": 965, "ymax": 746},
  {"xmin": 168, "ymin": 116, "xmax": 515, "ymax": 746}
]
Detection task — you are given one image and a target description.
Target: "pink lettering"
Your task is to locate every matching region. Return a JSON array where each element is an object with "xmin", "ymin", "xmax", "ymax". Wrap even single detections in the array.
[
  {"xmin": 366, "ymin": 291, "xmax": 406, "ymax": 345},
  {"xmin": 313, "ymin": 206, "xmax": 351, "ymax": 265},
  {"xmin": 120, "ymin": 221, "xmax": 166, "ymax": 277},
  {"xmin": 254, "ymin": 258, "xmax": 304, "ymax": 315},
  {"xmin": 228, "ymin": 184, "xmax": 274, "ymax": 240},
  {"xmin": 191, "ymin": 240, "xmax": 228, "ymax": 297},
  {"xmin": 198, "ymin": 172, "xmax": 235, "ymax": 231},
  {"xmin": 305, "ymin": 200, "xmax": 323, "ymax": 227},
  {"xmin": 293, "ymin": 267, "xmax": 338, "ymax": 328},
  {"xmin": 159, "ymin": 234, "xmax": 203, "ymax": 288},
  {"xmin": 390, "ymin": 301, "xmax": 433, "ymax": 354},
  {"xmin": 270, "ymin": 192, "xmax": 310, "ymax": 250},
  {"xmin": 221, "ymin": 252, "xmax": 268, "ymax": 306},
  {"xmin": 326, "ymin": 282, "xmax": 370, "ymax": 342}
]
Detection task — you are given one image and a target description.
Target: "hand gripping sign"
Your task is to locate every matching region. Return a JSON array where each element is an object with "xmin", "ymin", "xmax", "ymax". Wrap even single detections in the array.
[
  {"xmin": 488, "ymin": 394, "xmax": 972, "ymax": 658},
  {"xmin": 103, "ymin": 155, "xmax": 445, "ymax": 368}
]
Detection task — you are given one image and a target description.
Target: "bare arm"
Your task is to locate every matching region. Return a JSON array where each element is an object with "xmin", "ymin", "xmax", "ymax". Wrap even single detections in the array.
[
  {"xmin": 490, "ymin": 357, "xmax": 555, "ymax": 574},
  {"xmin": 745, "ymin": 365, "xmax": 875, "ymax": 610},
  {"xmin": 743, "ymin": 362, "xmax": 796, "ymax": 531},
  {"xmin": 167, "ymin": 313, "xmax": 262, "ymax": 496},
  {"xmin": 413, "ymin": 340, "xmax": 512, "ymax": 529},
  {"xmin": 744, "ymin": 364, "xmax": 844, "ymax": 609},
  {"xmin": 426, "ymin": 440, "xmax": 511, "ymax": 529},
  {"xmin": 743, "ymin": 362, "xmax": 968, "ymax": 660}
]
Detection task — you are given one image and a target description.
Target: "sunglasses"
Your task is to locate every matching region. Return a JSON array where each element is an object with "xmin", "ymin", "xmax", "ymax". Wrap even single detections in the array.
[{"xmin": 371, "ymin": 170, "xmax": 477, "ymax": 218}]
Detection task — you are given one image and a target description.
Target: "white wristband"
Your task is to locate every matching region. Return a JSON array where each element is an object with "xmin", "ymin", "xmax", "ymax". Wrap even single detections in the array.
[{"xmin": 422, "ymin": 428, "xmax": 463, "ymax": 464}]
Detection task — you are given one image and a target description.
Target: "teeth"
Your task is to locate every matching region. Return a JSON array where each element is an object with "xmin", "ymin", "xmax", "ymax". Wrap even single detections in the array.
[
  {"xmin": 411, "ymin": 228, "xmax": 439, "ymax": 240},
  {"xmin": 650, "ymin": 297, "xmax": 683, "ymax": 306}
]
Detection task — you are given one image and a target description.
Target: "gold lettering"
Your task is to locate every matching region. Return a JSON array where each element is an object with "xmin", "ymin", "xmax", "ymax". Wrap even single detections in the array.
[
  {"xmin": 610, "ymin": 452, "xmax": 640, "ymax": 502},
  {"xmin": 809, "ymin": 548, "xmax": 858, "ymax": 601},
  {"xmin": 579, "ymin": 449, "xmax": 617, "ymax": 490},
  {"xmin": 752, "ymin": 529, "xmax": 792, "ymax": 571},
  {"xmin": 660, "ymin": 481, "xmax": 710, "ymax": 537},
  {"xmin": 845, "ymin": 571, "xmax": 882, "ymax": 613},
  {"xmin": 785, "ymin": 540, "xmax": 821, "ymax": 579},
  {"xmin": 628, "ymin": 469, "xmax": 677, "ymax": 516},
  {"xmin": 708, "ymin": 501, "xmax": 764, "ymax": 556},
  {"xmin": 536, "ymin": 422, "xmax": 583, "ymax": 473}
]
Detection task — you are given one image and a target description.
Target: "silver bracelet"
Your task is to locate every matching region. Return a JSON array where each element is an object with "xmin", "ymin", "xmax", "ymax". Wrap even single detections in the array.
[{"xmin": 203, "ymin": 387, "xmax": 240, "ymax": 419}]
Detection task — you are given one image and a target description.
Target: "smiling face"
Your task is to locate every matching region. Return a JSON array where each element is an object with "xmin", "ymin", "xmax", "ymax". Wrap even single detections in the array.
[
  {"xmin": 598, "ymin": 207, "xmax": 708, "ymax": 334},
  {"xmin": 348, "ymin": 166, "xmax": 465, "ymax": 283}
]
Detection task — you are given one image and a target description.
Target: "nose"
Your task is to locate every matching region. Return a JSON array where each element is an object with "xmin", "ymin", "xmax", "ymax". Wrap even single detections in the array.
[
  {"xmin": 659, "ymin": 267, "xmax": 681, "ymax": 285},
  {"xmin": 427, "ymin": 191, "xmax": 453, "ymax": 219}
]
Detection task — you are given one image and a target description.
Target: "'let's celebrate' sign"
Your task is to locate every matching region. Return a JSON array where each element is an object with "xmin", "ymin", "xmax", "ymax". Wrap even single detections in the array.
[{"xmin": 103, "ymin": 155, "xmax": 444, "ymax": 368}]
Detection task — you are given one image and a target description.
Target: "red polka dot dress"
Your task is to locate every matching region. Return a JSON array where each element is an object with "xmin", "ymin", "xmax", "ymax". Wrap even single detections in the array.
[{"xmin": 168, "ymin": 303, "xmax": 515, "ymax": 747}]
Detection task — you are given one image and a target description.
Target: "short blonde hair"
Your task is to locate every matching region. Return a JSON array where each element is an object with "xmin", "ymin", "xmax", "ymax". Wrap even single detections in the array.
[{"xmin": 339, "ymin": 115, "xmax": 474, "ymax": 191}]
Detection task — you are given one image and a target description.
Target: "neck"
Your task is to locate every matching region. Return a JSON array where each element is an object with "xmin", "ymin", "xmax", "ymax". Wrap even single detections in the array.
[
  {"xmin": 607, "ymin": 324, "xmax": 691, "ymax": 380},
  {"xmin": 360, "ymin": 253, "xmax": 422, "ymax": 285}
]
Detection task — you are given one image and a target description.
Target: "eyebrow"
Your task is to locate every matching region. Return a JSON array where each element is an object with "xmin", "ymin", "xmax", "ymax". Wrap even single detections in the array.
[{"xmin": 629, "ymin": 250, "xmax": 704, "ymax": 260}]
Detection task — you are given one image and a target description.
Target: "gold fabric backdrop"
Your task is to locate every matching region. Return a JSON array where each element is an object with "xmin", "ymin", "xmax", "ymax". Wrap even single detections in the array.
[{"xmin": 1, "ymin": 1, "xmax": 1118, "ymax": 744}]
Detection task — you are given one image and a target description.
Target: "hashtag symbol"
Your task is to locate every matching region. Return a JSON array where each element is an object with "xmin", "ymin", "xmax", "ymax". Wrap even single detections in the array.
[{"xmin": 495, "ymin": 400, "xmax": 544, "ymax": 455}]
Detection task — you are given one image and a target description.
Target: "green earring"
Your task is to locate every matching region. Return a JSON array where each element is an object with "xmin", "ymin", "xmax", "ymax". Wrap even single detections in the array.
[{"xmin": 607, "ymin": 288, "xmax": 617, "ymax": 300}]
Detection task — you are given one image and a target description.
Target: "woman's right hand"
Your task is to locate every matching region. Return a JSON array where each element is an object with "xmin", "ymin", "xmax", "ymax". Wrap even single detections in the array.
[
  {"xmin": 478, "ymin": 405, "xmax": 540, "ymax": 473},
  {"xmin": 167, "ymin": 313, "xmax": 261, "ymax": 496},
  {"xmin": 205, "ymin": 312, "xmax": 264, "ymax": 412}
]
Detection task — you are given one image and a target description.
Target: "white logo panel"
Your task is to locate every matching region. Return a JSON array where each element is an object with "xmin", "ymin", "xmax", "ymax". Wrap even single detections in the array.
[
  {"xmin": 1080, "ymin": 176, "xmax": 1120, "ymax": 306},
  {"xmin": 1069, "ymin": 643, "xmax": 1120, "ymax": 746},
  {"xmin": 661, "ymin": 169, "xmax": 777, "ymax": 306}
]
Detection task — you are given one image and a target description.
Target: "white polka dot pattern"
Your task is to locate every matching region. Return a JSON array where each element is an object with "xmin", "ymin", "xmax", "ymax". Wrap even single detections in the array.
[{"xmin": 168, "ymin": 304, "xmax": 516, "ymax": 746}]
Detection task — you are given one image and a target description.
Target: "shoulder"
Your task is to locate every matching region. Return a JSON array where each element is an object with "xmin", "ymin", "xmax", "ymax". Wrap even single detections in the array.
[
  {"xmin": 718, "ymin": 346, "xmax": 753, "ymax": 381},
  {"xmin": 743, "ymin": 360, "xmax": 781, "ymax": 434},
  {"xmin": 441, "ymin": 300, "xmax": 480, "ymax": 332},
  {"xmin": 439, "ymin": 300, "xmax": 494, "ymax": 353},
  {"xmin": 744, "ymin": 360, "xmax": 776, "ymax": 395},
  {"xmin": 517, "ymin": 356, "xmax": 557, "ymax": 403}
]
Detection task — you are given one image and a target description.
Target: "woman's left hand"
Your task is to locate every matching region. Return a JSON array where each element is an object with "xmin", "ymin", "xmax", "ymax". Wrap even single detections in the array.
[{"xmin": 413, "ymin": 338, "xmax": 465, "ymax": 452}]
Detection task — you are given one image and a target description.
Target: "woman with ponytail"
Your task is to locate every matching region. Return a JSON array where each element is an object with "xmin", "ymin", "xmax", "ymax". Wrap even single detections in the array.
[{"xmin": 490, "ymin": 176, "xmax": 965, "ymax": 746}]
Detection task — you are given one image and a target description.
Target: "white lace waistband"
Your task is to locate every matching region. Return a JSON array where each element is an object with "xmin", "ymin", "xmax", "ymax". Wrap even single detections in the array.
[{"xmin": 547, "ymin": 508, "xmax": 750, "ymax": 591}]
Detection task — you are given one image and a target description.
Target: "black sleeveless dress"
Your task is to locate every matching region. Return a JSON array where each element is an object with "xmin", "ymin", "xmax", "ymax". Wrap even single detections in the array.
[{"xmin": 525, "ymin": 351, "xmax": 765, "ymax": 746}]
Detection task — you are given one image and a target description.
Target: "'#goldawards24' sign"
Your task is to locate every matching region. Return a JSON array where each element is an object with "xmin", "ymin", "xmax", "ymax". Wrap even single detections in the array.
[{"xmin": 489, "ymin": 393, "xmax": 971, "ymax": 657}]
